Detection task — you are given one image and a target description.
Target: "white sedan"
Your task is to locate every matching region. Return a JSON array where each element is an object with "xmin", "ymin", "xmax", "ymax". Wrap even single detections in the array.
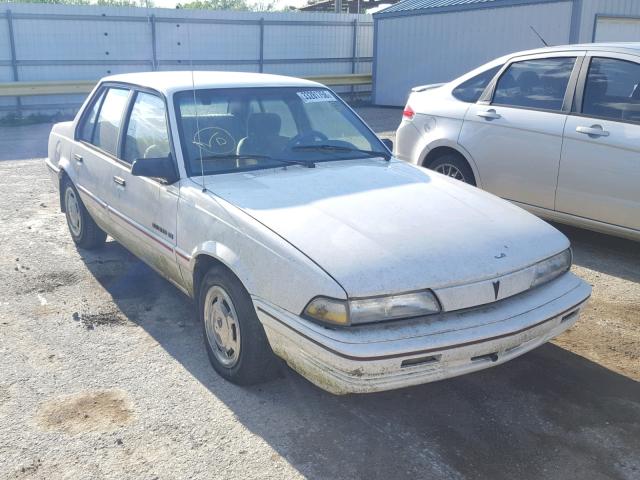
[
  {"xmin": 395, "ymin": 43, "xmax": 640, "ymax": 242},
  {"xmin": 46, "ymin": 71, "xmax": 590, "ymax": 394}
]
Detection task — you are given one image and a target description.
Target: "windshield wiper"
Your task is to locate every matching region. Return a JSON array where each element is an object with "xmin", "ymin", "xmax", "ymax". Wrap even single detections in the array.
[
  {"xmin": 291, "ymin": 144, "xmax": 391, "ymax": 161},
  {"xmin": 200, "ymin": 154, "xmax": 314, "ymax": 168}
]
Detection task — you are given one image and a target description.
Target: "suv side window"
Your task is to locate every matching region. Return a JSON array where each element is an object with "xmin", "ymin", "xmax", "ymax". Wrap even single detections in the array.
[
  {"xmin": 93, "ymin": 88, "xmax": 130, "ymax": 156},
  {"xmin": 452, "ymin": 65, "xmax": 501, "ymax": 103},
  {"xmin": 493, "ymin": 57, "xmax": 576, "ymax": 112},
  {"xmin": 582, "ymin": 57, "xmax": 640, "ymax": 123},
  {"xmin": 123, "ymin": 92, "xmax": 171, "ymax": 164}
]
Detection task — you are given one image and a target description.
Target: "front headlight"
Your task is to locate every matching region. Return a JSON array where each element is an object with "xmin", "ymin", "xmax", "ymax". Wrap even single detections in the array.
[
  {"xmin": 531, "ymin": 248, "xmax": 572, "ymax": 288},
  {"xmin": 303, "ymin": 290, "xmax": 441, "ymax": 326}
]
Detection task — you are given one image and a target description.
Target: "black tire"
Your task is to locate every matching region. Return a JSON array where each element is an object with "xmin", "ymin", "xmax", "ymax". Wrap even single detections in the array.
[
  {"xmin": 198, "ymin": 265, "xmax": 277, "ymax": 385},
  {"xmin": 428, "ymin": 153, "xmax": 476, "ymax": 186},
  {"xmin": 62, "ymin": 177, "xmax": 107, "ymax": 250}
]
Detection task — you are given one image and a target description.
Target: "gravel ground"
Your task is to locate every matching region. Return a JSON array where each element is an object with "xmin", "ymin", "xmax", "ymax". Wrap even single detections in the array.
[{"xmin": 0, "ymin": 107, "xmax": 639, "ymax": 480}]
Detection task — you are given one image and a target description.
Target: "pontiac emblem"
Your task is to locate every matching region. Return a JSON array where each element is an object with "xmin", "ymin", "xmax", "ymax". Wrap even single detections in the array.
[{"xmin": 492, "ymin": 280, "xmax": 500, "ymax": 300}]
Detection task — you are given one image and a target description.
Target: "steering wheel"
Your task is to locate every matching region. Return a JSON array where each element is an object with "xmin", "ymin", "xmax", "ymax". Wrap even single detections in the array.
[
  {"xmin": 286, "ymin": 130, "xmax": 328, "ymax": 149},
  {"xmin": 144, "ymin": 144, "xmax": 164, "ymax": 159}
]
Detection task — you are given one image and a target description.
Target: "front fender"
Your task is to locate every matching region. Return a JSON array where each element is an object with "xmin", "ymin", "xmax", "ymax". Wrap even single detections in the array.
[{"xmin": 176, "ymin": 182, "xmax": 347, "ymax": 315}]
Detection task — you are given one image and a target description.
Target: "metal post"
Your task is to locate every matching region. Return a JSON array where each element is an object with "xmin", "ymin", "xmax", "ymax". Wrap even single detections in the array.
[
  {"xmin": 335, "ymin": 0, "xmax": 342, "ymax": 14},
  {"xmin": 258, "ymin": 18, "xmax": 265, "ymax": 73},
  {"xmin": 350, "ymin": 18, "xmax": 358, "ymax": 97},
  {"xmin": 150, "ymin": 14, "xmax": 158, "ymax": 71},
  {"xmin": 6, "ymin": 9, "xmax": 22, "ymax": 113}
]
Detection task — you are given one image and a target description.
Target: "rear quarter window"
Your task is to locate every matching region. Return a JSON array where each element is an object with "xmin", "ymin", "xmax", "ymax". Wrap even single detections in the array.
[{"xmin": 452, "ymin": 66, "xmax": 501, "ymax": 103}]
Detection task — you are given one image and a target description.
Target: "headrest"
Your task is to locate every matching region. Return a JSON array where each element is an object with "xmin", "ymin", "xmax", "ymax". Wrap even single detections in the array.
[{"xmin": 248, "ymin": 113, "xmax": 281, "ymax": 137}]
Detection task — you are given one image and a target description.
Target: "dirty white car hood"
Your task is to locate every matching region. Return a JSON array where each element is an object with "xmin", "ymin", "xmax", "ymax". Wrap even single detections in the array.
[{"xmin": 207, "ymin": 159, "xmax": 569, "ymax": 297}]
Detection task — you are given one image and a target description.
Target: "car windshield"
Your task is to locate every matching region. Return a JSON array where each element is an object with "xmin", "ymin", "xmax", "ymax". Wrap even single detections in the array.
[{"xmin": 174, "ymin": 86, "xmax": 388, "ymax": 176}]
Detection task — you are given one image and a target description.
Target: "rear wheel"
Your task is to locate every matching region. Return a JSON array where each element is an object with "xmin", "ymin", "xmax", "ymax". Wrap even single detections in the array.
[
  {"xmin": 62, "ymin": 178, "xmax": 106, "ymax": 249},
  {"xmin": 428, "ymin": 153, "xmax": 476, "ymax": 186},
  {"xmin": 199, "ymin": 265, "xmax": 277, "ymax": 385}
]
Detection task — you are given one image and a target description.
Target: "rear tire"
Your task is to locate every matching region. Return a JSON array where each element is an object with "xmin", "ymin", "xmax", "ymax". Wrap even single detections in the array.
[
  {"xmin": 428, "ymin": 153, "xmax": 476, "ymax": 186},
  {"xmin": 198, "ymin": 265, "xmax": 278, "ymax": 385},
  {"xmin": 62, "ymin": 178, "xmax": 106, "ymax": 250}
]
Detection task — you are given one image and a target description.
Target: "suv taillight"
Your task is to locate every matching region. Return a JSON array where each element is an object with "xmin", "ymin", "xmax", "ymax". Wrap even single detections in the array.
[{"xmin": 403, "ymin": 104, "xmax": 415, "ymax": 120}]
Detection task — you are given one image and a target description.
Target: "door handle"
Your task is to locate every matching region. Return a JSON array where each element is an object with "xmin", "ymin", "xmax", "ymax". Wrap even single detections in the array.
[
  {"xmin": 576, "ymin": 125, "xmax": 610, "ymax": 138},
  {"xmin": 113, "ymin": 176, "xmax": 126, "ymax": 187},
  {"xmin": 477, "ymin": 109, "xmax": 501, "ymax": 120},
  {"xmin": 73, "ymin": 153, "xmax": 83, "ymax": 163}
]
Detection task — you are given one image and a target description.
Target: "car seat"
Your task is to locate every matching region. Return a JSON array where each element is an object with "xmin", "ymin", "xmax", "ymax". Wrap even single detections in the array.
[{"xmin": 237, "ymin": 113, "xmax": 289, "ymax": 158}]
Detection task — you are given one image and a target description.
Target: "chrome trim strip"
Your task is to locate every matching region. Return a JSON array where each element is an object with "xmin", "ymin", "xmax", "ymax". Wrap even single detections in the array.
[{"xmin": 76, "ymin": 184, "xmax": 107, "ymax": 209}]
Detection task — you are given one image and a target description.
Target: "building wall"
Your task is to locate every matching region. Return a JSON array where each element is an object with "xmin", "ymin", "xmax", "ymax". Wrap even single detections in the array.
[
  {"xmin": 0, "ymin": 3, "xmax": 373, "ymax": 114},
  {"xmin": 576, "ymin": 0, "xmax": 640, "ymax": 42},
  {"xmin": 374, "ymin": 1, "xmax": 572, "ymax": 106}
]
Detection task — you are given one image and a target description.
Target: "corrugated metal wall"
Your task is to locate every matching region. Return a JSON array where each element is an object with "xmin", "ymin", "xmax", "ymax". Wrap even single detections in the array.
[
  {"xmin": 577, "ymin": 0, "xmax": 640, "ymax": 42},
  {"xmin": 374, "ymin": 1, "xmax": 572, "ymax": 106},
  {"xmin": 0, "ymin": 3, "xmax": 372, "ymax": 114}
]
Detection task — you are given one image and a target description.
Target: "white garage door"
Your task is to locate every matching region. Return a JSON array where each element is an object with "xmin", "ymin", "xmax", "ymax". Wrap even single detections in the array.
[{"xmin": 595, "ymin": 17, "xmax": 640, "ymax": 42}]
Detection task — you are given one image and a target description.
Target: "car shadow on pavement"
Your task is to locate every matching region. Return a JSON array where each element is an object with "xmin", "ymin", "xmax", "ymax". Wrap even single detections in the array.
[
  {"xmin": 553, "ymin": 223, "xmax": 640, "ymax": 284},
  {"xmin": 78, "ymin": 240, "xmax": 640, "ymax": 480}
]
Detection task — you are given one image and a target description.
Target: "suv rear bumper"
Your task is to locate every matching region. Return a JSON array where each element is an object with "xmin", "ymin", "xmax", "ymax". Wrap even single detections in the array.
[{"xmin": 255, "ymin": 273, "xmax": 591, "ymax": 394}]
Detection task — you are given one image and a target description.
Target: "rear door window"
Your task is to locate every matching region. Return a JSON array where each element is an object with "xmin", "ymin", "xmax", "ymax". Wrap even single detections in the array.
[
  {"xmin": 492, "ymin": 57, "xmax": 576, "ymax": 112},
  {"xmin": 93, "ymin": 88, "xmax": 130, "ymax": 156},
  {"xmin": 582, "ymin": 57, "xmax": 640, "ymax": 123},
  {"xmin": 78, "ymin": 89, "xmax": 106, "ymax": 142}
]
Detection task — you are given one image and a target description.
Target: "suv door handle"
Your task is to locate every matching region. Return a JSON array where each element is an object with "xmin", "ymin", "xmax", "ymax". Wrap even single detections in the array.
[
  {"xmin": 73, "ymin": 153, "xmax": 83, "ymax": 163},
  {"xmin": 113, "ymin": 176, "xmax": 126, "ymax": 187},
  {"xmin": 477, "ymin": 109, "xmax": 501, "ymax": 120},
  {"xmin": 576, "ymin": 125, "xmax": 610, "ymax": 138}
]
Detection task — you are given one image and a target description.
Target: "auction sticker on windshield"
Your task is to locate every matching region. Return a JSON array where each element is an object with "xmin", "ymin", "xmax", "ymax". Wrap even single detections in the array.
[{"xmin": 297, "ymin": 90, "xmax": 336, "ymax": 103}]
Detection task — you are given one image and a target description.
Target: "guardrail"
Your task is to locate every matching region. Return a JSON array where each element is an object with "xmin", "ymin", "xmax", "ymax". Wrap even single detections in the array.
[{"xmin": 0, "ymin": 74, "xmax": 372, "ymax": 97}]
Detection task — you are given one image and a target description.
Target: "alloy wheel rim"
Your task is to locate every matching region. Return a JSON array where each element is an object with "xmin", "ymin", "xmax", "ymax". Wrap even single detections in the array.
[
  {"xmin": 65, "ymin": 187, "xmax": 82, "ymax": 237},
  {"xmin": 204, "ymin": 285, "xmax": 241, "ymax": 368},
  {"xmin": 435, "ymin": 163, "xmax": 466, "ymax": 182}
]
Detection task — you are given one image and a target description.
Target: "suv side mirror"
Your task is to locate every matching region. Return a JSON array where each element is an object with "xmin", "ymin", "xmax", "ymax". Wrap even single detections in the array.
[
  {"xmin": 131, "ymin": 155, "xmax": 178, "ymax": 184},
  {"xmin": 382, "ymin": 138, "xmax": 393, "ymax": 152}
]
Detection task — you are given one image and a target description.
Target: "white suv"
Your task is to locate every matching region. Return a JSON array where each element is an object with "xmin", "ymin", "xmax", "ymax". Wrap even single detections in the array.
[{"xmin": 395, "ymin": 43, "xmax": 640, "ymax": 242}]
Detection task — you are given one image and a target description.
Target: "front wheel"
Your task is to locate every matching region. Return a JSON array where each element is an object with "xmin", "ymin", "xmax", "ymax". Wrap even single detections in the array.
[
  {"xmin": 199, "ymin": 265, "xmax": 277, "ymax": 385},
  {"xmin": 428, "ymin": 153, "xmax": 476, "ymax": 186},
  {"xmin": 62, "ymin": 178, "xmax": 106, "ymax": 249}
]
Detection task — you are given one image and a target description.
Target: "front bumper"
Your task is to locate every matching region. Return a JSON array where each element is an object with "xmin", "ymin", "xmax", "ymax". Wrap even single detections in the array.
[{"xmin": 255, "ymin": 272, "xmax": 591, "ymax": 394}]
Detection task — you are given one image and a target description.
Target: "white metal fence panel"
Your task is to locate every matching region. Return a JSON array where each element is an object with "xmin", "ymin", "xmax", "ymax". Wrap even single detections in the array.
[{"xmin": 0, "ymin": 3, "xmax": 373, "ymax": 115}]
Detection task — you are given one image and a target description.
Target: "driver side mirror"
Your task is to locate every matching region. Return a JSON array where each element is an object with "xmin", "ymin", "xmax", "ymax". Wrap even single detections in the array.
[
  {"xmin": 381, "ymin": 138, "xmax": 393, "ymax": 152},
  {"xmin": 131, "ymin": 154, "xmax": 178, "ymax": 184}
]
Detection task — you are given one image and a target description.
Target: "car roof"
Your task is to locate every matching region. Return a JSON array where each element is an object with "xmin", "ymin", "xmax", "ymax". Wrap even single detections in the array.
[
  {"xmin": 101, "ymin": 71, "xmax": 323, "ymax": 95},
  {"xmin": 501, "ymin": 42, "xmax": 640, "ymax": 59}
]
